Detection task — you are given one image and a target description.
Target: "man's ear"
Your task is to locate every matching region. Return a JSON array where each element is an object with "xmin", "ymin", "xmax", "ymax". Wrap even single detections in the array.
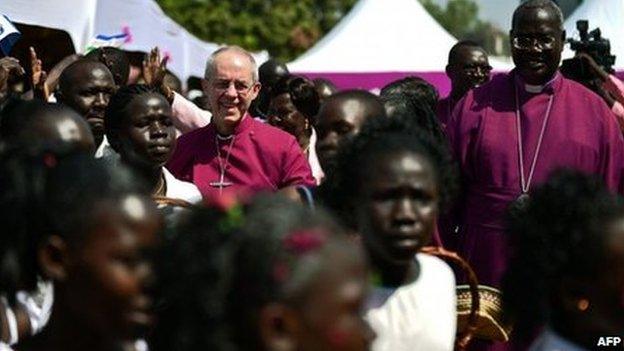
[
  {"xmin": 445, "ymin": 64, "xmax": 452, "ymax": 78},
  {"xmin": 200, "ymin": 78, "xmax": 210, "ymax": 95},
  {"xmin": 258, "ymin": 303, "xmax": 300, "ymax": 351},
  {"xmin": 38, "ymin": 235, "xmax": 70, "ymax": 282}
]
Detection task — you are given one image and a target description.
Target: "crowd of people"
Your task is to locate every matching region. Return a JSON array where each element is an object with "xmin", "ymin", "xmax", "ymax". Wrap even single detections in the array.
[{"xmin": 0, "ymin": 0, "xmax": 623, "ymax": 350}]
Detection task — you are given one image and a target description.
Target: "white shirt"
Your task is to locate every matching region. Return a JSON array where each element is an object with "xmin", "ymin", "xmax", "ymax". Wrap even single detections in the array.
[
  {"xmin": 307, "ymin": 127, "xmax": 324, "ymax": 184},
  {"xmin": 162, "ymin": 167, "xmax": 202, "ymax": 204},
  {"xmin": 365, "ymin": 253, "xmax": 457, "ymax": 351},
  {"xmin": 94, "ymin": 135, "xmax": 119, "ymax": 162}
]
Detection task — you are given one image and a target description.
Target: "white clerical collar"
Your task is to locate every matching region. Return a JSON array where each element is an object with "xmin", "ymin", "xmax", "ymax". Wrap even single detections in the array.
[{"xmin": 524, "ymin": 83, "xmax": 545, "ymax": 94}]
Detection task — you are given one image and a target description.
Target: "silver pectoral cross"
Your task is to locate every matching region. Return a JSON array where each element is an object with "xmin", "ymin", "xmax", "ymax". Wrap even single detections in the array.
[{"xmin": 209, "ymin": 172, "xmax": 233, "ymax": 194}]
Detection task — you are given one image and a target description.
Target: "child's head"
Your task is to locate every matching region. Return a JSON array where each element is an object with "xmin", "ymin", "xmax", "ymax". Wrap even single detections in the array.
[
  {"xmin": 0, "ymin": 146, "xmax": 161, "ymax": 342},
  {"xmin": 504, "ymin": 170, "xmax": 624, "ymax": 344},
  {"xmin": 153, "ymin": 196, "xmax": 373, "ymax": 351},
  {"xmin": 0, "ymin": 99, "xmax": 95, "ymax": 153},
  {"xmin": 323, "ymin": 116, "xmax": 457, "ymax": 269},
  {"xmin": 105, "ymin": 84, "xmax": 176, "ymax": 171}
]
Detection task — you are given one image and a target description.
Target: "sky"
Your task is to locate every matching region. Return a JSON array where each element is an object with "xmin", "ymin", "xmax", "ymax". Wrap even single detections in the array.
[{"xmin": 430, "ymin": 0, "xmax": 519, "ymax": 30}]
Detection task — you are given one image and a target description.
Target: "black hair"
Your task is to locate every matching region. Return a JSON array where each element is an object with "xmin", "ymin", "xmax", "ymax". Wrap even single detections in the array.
[
  {"xmin": 448, "ymin": 40, "xmax": 485, "ymax": 65},
  {"xmin": 320, "ymin": 89, "xmax": 385, "ymax": 120},
  {"xmin": 380, "ymin": 76, "xmax": 439, "ymax": 113},
  {"xmin": 104, "ymin": 84, "xmax": 164, "ymax": 148},
  {"xmin": 502, "ymin": 169, "xmax": 624, "ymax": 337},
  {"xmin": 270, "ymin": 75, "xmax": 320, "ymax": 123},
  {"xmin": 380, "ymin": 91, "xmax": 446, "ymax": 147},
  {"xmin": 85, "ymin": 46, "xmax": 130, "ymax": 86},
  {"xmin": 321, "ymin": 114, "xmax": 458, "ymax": 229},
  {"xmin": 163, "ymin": 70, "xmax": 182, "ymax": 93},
  {"xmin": 258, "ymin": 59, "xmax": 289, "ymax": 87},
  {"xmin": 150, "ymin": 205, "xmax": 239, "ymax": 351},
  {"xmin": 0, "ymin": 144, "xmax": 143, "ymax": 299},
  {"xmin": 151, "ymin": 195, "xmax": 350, "ymax": 351},
  {"xmin": 312, "ymin": 78, "xmax": 338, "ymax": 94},
  {"xmin": 0, "ymin": 99, "xmax": 83, "ymax": 142}
]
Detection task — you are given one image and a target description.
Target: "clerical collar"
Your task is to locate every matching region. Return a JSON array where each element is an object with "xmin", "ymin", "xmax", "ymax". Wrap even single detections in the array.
[
  {"xmin": 216, "ymin": 133, "xmax": 234, "ymax": 140},
  {"xmin": 515, "ymin": 72, "xmax": 559, "ymax": 94},
  {"xmin": 214, "ymin": 113, "xmax": 253, "ymax": 137}
]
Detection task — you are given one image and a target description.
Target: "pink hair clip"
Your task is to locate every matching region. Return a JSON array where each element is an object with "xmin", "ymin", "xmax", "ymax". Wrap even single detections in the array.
[
  {"xmin": 42, "ymin": 153, "xmax": 57, "ymax": 168},
  {"xmin": 282, "ymin": 229, "xmax": 327, "ymax": 255}
]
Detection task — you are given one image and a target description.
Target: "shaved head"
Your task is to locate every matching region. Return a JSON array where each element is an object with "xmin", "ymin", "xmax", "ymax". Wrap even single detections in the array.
[
  {"xmin": 0, "ymin": 100, "xmax": 95, "ymax": 152},
  {"xmin": 448, "ymin": 40, "xmax": 486, "ymax": 65},
  {"xmin": 58, "ymin": 59, "xmax": 113, "ymax": 93},
  {"xmin": 56, "ymin": 59, "xmax": 115, "ymax": 147},
  {"xmin": 315, "ymin": 90, "xmax": 385, "ymax": 172},
  {"xmin": 513, "ymin": 0, "xmax": 564, "ymax": 30}
]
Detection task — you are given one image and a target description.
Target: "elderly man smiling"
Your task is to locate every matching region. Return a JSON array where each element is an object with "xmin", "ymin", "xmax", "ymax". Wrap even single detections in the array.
[
  {"xmin": 446, "ymin": 0, "xmax": 624, "ymax": 290},
  {"xmin": 166, "ymin": 46, "xmax": 315, "ymax": 201}
]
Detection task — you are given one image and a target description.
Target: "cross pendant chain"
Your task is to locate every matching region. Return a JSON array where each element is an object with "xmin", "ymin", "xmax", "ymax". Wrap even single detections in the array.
[
  {"xmin": 209, "ymin": 171, "xmax": 233, "ymax": 194},
  {"xmin": 210, "ymin": 134, "xmax": 236, "ymax": 195}
]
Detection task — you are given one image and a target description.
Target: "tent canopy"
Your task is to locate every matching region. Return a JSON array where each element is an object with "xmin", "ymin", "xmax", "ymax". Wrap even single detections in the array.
[
  {"xmin": 563, "ymin": 0, "xmax": 624, "ymax": 70},
  {"xmin": 288, "ymin": 0, "xmax": 511, "ymax": 94},
  {"xmin": 0, "ymin": 0, "xmax": 268, "ymax": 80}
]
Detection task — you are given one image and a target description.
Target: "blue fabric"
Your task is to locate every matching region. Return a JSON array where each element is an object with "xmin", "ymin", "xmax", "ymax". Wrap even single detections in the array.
[{"xmin": 0, "ymin": 15, "xmax": 20, "ymax": 56}]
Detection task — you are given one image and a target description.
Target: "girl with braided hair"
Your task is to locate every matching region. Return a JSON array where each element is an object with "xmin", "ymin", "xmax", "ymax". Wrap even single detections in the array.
[
  {"xmin": 321, "ymin": 114, "xmax": 459, "ymax": 351},
  {"xmin": 503, "ymin": 170, "xmax": 624, "ymax": 350},
  {"xmin": 0, "ymin": 146, "xmax": 161, "ymax": 351},
  {"xmin": 151, "ymin": 195, "xmax": 374, "ymax": 351}
]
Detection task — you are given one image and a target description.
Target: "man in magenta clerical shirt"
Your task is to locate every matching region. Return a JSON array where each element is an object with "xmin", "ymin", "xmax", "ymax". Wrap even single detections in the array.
[
  {"xmin": 445, "ymin": 0, "xmax": 624, "ymax": 290},
  {"xmin": 166, "ymin": 46, "xmax": 316, "ymax": 201},
  {"xmin": 436, "ymin": 40, "xmax": 491, "ymax": 127}
]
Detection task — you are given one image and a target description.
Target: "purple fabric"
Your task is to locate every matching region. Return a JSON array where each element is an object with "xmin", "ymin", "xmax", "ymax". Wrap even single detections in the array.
[
  {"xmin": 166, "ymin": 114, "xmax": 316, "ymax": 202},
  {"xmin": 436, "ymin": 96, "xmax": 453, "ymax": 128},
  {"xmin": 446, "ymin": 70, "xmax": 624, "ymax": 288}
]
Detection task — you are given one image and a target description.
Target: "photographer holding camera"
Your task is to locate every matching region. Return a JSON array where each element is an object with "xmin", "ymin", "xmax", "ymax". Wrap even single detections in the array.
[
  {"xmin": 561, "ymin": 20, "xmax": 624, "ymax": 131},
  {"xmin": 575, "ymin": 53, "xmax": 624, "ymax": 127}
]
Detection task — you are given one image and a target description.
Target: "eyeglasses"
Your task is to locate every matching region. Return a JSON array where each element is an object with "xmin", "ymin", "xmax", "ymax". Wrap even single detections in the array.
[
  {"xmin": 512, "ymin": 35, "xmax": 558, "ymax": 50},
  {"xmin": 211, "ymin": 79, "xmax": 255, "ymax": 95}
]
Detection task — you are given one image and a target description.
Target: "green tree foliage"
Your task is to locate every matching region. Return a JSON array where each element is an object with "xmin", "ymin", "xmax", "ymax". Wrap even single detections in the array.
[
  {"xmin": 155, "ymin": 0, "xmax": 357, "ymax": 61},
  {"xmin": 420, "ymin": 0, "xmax": 510, "ymax": 55}
]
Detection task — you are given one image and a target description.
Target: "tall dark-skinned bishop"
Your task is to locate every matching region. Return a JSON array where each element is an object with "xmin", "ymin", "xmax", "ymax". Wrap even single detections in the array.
[{"xmin": 445, "ymin": 0, "xmax": 624, "ymax": 289}]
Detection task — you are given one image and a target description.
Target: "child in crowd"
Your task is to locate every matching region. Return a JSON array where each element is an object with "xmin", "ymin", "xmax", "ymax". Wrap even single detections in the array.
[
  {"xmin": 105, "ymin": 84, "xmax": 202, "ymax": 204},
  {"xmin": 0, "ymin": 147, "xmax": 161, "ymax": 351},
  {"xmin": 322, "ymin": 115, "xmax": 458, "ymax": 351},
  {"xmin": 151, "ymin": 195, "xmax": 374, "ymax": 351},
  {"xmin": 504, "ymin": 170, "xmax": 624, "ymax": 350}
]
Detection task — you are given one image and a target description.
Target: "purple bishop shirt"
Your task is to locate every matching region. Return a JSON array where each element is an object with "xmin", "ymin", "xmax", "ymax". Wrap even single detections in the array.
[
  {"xmin": 445, "ymin": 70, "xmax": 624, "ymax": 288},
  {"xmin": 166, "ymin": 114, "xmax": 316, "ymax": 202}
]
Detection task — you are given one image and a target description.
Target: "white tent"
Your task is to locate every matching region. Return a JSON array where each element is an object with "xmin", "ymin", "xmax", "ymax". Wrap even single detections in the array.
[
  {"xmin": 288, "ymin": 0, "xmax": 511, "ymax": 93},
  {"xmin": 0, "ymin": 0, "xmax": 97, "ymax": 53},
  {"xmin": 563, "ymin": 0, "xmax": 624, "ymax": 69},
  {"xmin": 0, "ymin": 0, "xmax": 268, "ymax": 80}
]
